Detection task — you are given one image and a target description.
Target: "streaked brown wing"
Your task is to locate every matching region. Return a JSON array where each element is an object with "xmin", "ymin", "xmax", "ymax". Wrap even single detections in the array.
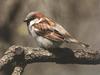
[
  {"xmin": 44, "ymin": 30, "xmax": 65, "ymax": 41},
  {"xmin": 34, "ymin": 17, "xmax": 55, "ymax": 30},
  {"xmin": 33, "ymin": 18, "xmax": 65, "ymax": 41},
  {"xmin": 34, "ymin": 22, "xmax": 51, "ymax": 30}
]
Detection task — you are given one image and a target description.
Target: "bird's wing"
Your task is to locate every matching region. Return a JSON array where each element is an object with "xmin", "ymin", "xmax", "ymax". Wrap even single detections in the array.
[
  {"xmin": 33, "ymin": 17, "xmax": 66, "ymax": 41},
  {"xmin": 53, "ymin": 23, "xmax": 72, "ymax": 37},
  {"xmin": 52, "ymin": 23, "xmax": 89, "ymax": 48},
  {"xmin": 44, "ymin": 30, "xmax": 65, "ymax": 41},
  {"xmin": 45, "ymin": 17, "xmax": 72, "ymax": 37},
  {"xmin": 33, "ymin": 17, "xmax": 79, "ymax": 42},
  {"xmin": 52, "ymin": 23, "xmax": 78, "ymax": 42}
]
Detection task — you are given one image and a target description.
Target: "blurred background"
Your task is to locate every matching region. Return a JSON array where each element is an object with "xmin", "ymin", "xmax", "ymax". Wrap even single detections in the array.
[{"xmin": 0, "ymin": 0, "xmax": 100, "ymax": 75}]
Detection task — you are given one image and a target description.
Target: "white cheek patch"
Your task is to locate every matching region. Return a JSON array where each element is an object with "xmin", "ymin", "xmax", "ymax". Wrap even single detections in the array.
[
  {"xmin": 29, "ymin": 18, "xmax": 43, "ymax": 32},
  {"xmin": 30, "ymin": 18, "xmax": 43, "ymax": 27},
  {"xmin": 30, "ymin": 19, "xmax": 38, "ymax": 26}
]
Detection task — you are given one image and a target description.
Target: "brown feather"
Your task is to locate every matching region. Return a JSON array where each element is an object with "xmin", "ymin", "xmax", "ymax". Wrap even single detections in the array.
[
  {"xmin": 33, "ymin": 18, "xmax": 65, "ymax": 41},
  {"xmin": 44, "ymin": 31, "xmax": 65, "ymax": 41},
  {"xmin": 34, "ymin": 18, "xmax": 53, "ymax": 30}
]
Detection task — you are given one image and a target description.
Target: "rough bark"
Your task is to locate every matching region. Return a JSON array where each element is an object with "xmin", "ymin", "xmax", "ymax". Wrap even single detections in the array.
[{"xmin": 0, "ymin": 45, "xmax": 100, "ymax": 75}]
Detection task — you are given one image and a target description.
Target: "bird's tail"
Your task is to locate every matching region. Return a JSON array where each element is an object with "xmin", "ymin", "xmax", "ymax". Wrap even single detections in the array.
[
  {"xmin": 79, "ymin": 42, "xmax": 89, "ymax": 48},
  {"xmin": 65, "ymin": 38, "xmax": 89, "ymax": 48}
]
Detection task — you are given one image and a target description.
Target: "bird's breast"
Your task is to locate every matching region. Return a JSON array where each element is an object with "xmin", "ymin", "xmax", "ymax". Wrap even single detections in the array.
[{"xmin": 36, "ymin": 36, "xmax": 53, "ymax": 48}]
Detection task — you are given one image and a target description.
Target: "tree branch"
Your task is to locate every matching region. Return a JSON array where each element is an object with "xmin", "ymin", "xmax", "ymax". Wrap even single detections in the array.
[
  {"xmin": 12, "ymin": 66, "xmax": 23, "ymax": 75},
  {"xmin": 0, "ymin": 45, "xmax": 100, "ymax": 75}
]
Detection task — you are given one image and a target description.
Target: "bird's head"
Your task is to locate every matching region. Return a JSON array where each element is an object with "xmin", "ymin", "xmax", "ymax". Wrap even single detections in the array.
[{"xmin": 24, "ymin": 11, "xmax": 44, "ymax": 25}]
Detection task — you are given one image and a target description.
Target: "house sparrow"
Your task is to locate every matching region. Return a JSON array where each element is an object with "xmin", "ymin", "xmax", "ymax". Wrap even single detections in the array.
[{"xmin": 24, "ymin": 11, "xmax": 89, "ymax": 49}]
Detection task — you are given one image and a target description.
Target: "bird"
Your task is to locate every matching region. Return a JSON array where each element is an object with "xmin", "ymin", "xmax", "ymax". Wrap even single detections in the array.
[{"xmin": 24, "ymin": 11, "xmax": 89, "ymax": 49}]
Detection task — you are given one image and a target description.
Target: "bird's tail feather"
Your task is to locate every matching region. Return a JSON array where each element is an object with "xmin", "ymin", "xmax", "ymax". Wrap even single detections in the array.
[
  {"xmin": 65, "ymin": 38, "xmax": 89, "ymax": 48},
  {"xmin": 79, "ymin": 42, "xmax": 89, "ymax": 48}
]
